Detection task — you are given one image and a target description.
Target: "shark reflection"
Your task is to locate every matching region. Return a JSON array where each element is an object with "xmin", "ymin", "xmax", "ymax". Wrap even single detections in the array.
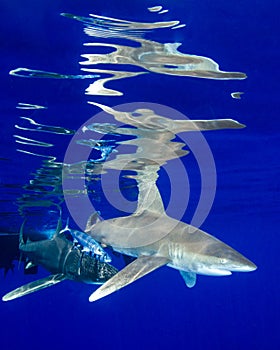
[
  {"xmin": 70, "ymin": 12, "xmax": 246, "ymax": 96},
  {"xmin": 10, "ymin": 12, "xmax": 246, "ymax": 97},
  {"xmin": 83, "ymin": 102, "xmax": 245, "ymax": 172}
]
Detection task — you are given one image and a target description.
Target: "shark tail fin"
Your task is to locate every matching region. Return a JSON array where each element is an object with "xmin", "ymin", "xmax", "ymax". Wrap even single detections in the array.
[{"xmin": 85, "ymin": 211, "xmax": 102, "ymax": 232}]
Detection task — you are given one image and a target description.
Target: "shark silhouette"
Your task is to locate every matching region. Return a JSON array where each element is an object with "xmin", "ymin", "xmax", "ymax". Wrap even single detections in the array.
[
  {"xmin": 2, "ymin": 218, "xmax": 118, "ymax": 301},
  {"xmin": 86, "ymin": 181, "xmax": 257, "ymax": 302}
]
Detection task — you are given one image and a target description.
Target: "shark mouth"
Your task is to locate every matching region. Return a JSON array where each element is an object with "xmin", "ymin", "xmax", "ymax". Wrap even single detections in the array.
[{"xmin": 198, "ymin": 268, "xmax": 232, "ymax": 276}]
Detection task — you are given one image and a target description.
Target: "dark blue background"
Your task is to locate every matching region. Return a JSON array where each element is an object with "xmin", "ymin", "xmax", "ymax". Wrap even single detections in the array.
[{"xmin": 0, "ymin": 1, "xmax": 279, "ymax": 349}]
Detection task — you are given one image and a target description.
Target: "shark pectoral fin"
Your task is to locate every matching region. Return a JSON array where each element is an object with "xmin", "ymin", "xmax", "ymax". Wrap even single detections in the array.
[
  {"xmin": 89, "ymin": 255, "xmax": 170, "ymax": 302},
  {"xmin": 2, "ymin": 273, "xmax": 67, "ymax": 302},
  {"xmin": 179, "ymin": 270, "xmax": 197, "ymax": 288}
]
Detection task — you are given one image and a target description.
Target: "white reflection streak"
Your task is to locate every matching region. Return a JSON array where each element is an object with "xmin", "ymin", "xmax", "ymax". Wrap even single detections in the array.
[
  {"xmin": 16, "ymin": 149, "xmax": 56, "ymax": 161},
  {"xmin": 14, "ymin": 135, "xmax": 53, "ymax": 147}
]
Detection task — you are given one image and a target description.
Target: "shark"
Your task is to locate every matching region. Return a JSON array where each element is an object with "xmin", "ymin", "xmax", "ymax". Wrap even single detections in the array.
[
  {"xmin": 85, "ymin": 180, "xmax": 257, "ymax": 302},
  {"xmin": 2, "ymin": 218, "xmax": 118, "ymax": 302}
]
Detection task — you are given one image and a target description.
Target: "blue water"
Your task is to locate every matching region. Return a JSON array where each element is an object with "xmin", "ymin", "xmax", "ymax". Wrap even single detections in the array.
[{"xmin": 0, "ymin": 1, "xmax": 279, "ymax": 349}]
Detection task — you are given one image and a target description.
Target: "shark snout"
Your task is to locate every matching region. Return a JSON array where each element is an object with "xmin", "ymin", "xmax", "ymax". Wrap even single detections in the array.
[
  {"xmin": 206, "ymin": 242, "xmax": 257, "ymax": 274},
  {"xmin": 229, "ymin": 256, "xmax": 257, "ymax": 272},
  {"xmin": 221, "ymin": 249, "xmax": 257, "ymax": 273}
]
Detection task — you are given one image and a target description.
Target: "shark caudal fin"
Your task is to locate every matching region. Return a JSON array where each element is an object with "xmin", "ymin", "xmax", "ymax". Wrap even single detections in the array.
[
  {"xmin": 89, "ymin": 255, "xmax": 170, "ymax": 302},
  {"xmin": 2, "ymin": 274, "xmax": 66, "ymax": 301}
]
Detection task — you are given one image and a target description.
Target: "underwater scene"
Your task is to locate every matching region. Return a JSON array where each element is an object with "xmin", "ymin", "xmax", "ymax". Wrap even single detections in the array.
[{"xmin": 0, "ymin": 1, "xmax": 279, "ymax": 349}]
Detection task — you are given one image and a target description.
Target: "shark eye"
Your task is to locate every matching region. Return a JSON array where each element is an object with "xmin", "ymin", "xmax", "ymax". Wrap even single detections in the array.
[{"xmin": 220, "ymin": 258, "xmax": 227, "ymax": 264}]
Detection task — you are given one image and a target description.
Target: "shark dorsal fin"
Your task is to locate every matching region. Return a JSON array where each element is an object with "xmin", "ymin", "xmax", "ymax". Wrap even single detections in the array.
[
  {"xmin": 135, "ymin": 180, "xmax": 165, "ymax": 216},
  {"xmin": 19, "ymin": 219, "xmax": 26, "ymax": 247},
  {"xmin": 58, "ymin": 217, "xmax": 70, "ymax": 236},
  {"xmin": 52, "ymin": 206, "xmax": 64, "ymax": 237},
  {"xmin": 85, "ymin": 211, "xmax": 102, "ymax": 232},
  {"xmin": 54, "ymin": 217, "xmax": 63, "ymax": 237}
]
